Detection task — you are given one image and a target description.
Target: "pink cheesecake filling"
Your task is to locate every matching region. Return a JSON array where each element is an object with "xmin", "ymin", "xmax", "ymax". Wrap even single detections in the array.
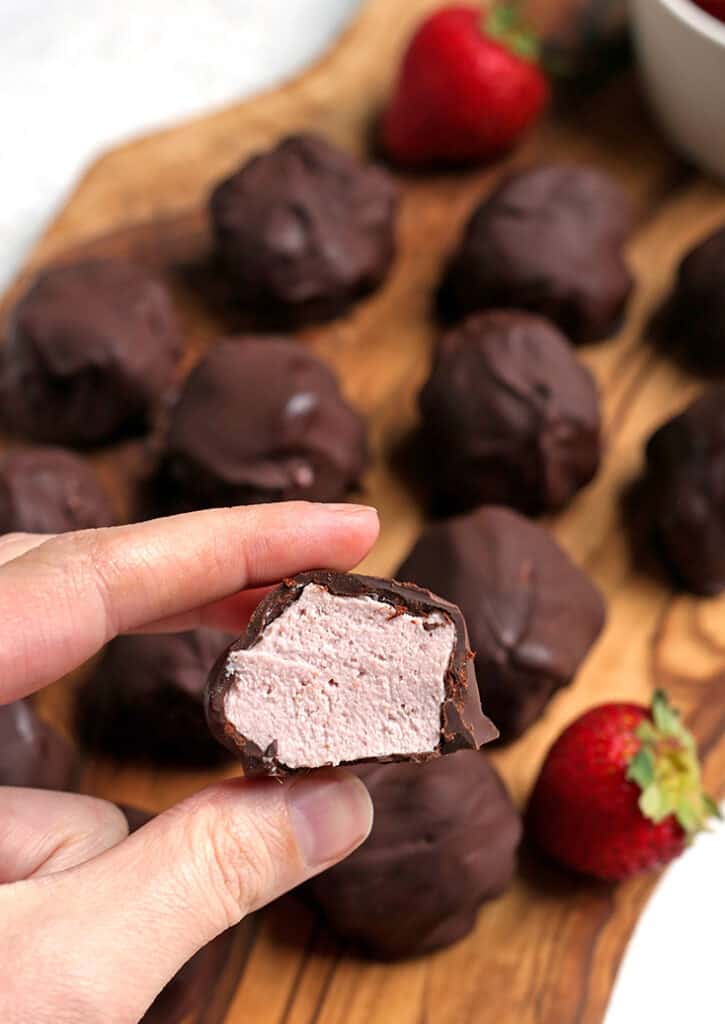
[{"xmin": 222, "ymin": 583, "xmax": 455, "ymax": 768}]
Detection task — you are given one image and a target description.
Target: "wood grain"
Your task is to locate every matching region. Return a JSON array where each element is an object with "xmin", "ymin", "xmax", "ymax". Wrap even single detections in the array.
[{"xmin": 2, "ymin": 1, "xmax": 725, "ymax": 1021}]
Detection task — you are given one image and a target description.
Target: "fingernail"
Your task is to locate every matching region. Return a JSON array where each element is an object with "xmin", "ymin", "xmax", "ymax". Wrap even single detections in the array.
[
  {"xmin": 322, "ymin": 503, "xmax": 378, "ymax": 517},
  {"xmin": 287, "ymin": 771, "xmax": 373, "ymax": 868}
]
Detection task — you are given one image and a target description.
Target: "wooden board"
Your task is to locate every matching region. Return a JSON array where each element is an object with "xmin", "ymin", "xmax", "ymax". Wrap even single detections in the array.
[{"xmin": 2, "ymin": 1, "xmax": 725, "ymax": 1021}]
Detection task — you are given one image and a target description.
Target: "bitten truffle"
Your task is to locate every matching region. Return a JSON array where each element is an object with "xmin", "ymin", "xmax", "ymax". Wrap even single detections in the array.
[
  {"xmin": 4, "ymin": 260, "xmax": 182, "ymax": 445},
  {"xmin": 159, "ymin": 337, "xmax": 368, "ymax": 510},
  {"xmin": 439, "ymin": 164, "xmax": 633, "ymax": 342},
  {"xmin": 418, "ymin": 311, "xmax": 601, "ymax": 516},
  {"xmin": 306, "ymin": 751, "xmax": 521, "ymax": 959},
  {"xmin": 206, "ymin": 571, "xmax": 497, "ymax": 777},
  {"xmin": 641, "ymin": 388, "xmax": 725, "ymax": 595},
  {"xmin": 0, "ymin": 700, "xmax": 79, "ymax": 790},
  {"xmin": 210, "ymin": 133, "xmax": 398, "ymax": 325},
  {"xmin": 397, "ymin": 507, "xmax": 606, "ymax": 741},
  {"xmin": 664, "ymin": 226, "xmax": 725, "ymax": 368},
  {"xmin": 0, "ymin": 447, "xmax": 115, "ymax": 534},
  {"xmin": 76, "ymin": 630, "xmax": 234, "ymax": 766}
]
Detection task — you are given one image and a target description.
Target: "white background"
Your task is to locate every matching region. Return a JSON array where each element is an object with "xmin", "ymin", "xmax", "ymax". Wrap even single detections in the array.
[{"xmin": 2, "ymin": 2, "xmax": 724, "ymax": 1021}]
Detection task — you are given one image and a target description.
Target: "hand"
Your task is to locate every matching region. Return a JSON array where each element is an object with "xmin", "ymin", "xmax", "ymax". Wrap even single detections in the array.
[{"xmin": 0, "ymin": 502, "xmax": 378, "ymax": 1024}]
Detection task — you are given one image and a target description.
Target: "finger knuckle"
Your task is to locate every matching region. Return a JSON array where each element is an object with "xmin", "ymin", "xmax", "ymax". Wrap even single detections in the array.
[{"xmin": 197, "ymin": 803, "xmax": 284, "ymax": 928}]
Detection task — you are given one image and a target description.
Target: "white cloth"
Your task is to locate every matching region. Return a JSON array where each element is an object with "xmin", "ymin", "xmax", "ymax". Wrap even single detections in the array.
[{"xmin": 1, "ymin": 3, "xmax": 723, "ymax": 1020}]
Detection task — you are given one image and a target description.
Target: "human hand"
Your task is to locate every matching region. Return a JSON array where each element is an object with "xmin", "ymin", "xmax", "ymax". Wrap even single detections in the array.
[{"xmin": 0, "ymin": 501, "xmax": 378, "ymax": 1023}]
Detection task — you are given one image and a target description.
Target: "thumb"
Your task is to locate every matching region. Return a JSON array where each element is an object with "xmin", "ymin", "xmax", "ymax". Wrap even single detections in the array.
[{"xmin": 1, "ymin": 770, "xmax": 372, "ymax": 1024}]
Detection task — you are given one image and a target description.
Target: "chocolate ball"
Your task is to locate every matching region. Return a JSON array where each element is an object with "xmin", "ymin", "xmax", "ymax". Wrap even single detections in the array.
[
  {"xmin": 75, "ymin": 630, "xmax": 234, "ymax": 766},
  {"xmin": 642, "ymin": 388, "xmax": 725, "ymax": 595},
  {"xmin": 0, "ymin": 447, "xmax": 115, "ymax": 534},
  {"xmin": 0, "ymin": 700, "xmax": 79, "ymax": 790},
  {"xmin": 397, "ymin": 507, "xmax": 606, "ymax": 741},
  {"xmin": 4, "ymin": 260, "xmax": 182, "ymax": 445},
  {"xmin": 210, "ymin": 133, "xmax": 398, "ymax": 325},
  {"xmin": 439, "ymin": 165, "xmax": 633, "ymax": 343},
  {"xmin": 307, "ymin": 751, "xmax": 521, "ymax": 959},
  {"xmin": 418, "ymin": 311, "xmax": 601, "ymax": 516},
  {"xmin": 159, "ymin": 337, "xmax": 368, "ymax": 510},
  {"xmin": 664, "ymin": 226, "xmax": 725, "ymax": 368}
]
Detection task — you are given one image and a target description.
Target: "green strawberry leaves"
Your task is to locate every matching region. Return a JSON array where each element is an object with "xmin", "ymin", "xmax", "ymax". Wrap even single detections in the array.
[
  {"xmin": 485, "ymin": 3, "xmax": 541, "ymax": 63},
  {"xmin": 626, "ymin": 689, "xmax": 721, "ymax": 838}
]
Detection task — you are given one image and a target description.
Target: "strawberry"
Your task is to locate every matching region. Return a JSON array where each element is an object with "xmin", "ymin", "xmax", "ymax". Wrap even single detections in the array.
[
  {"xmin": 380, "ymin": 4, "xmax": 549, "ymax": 167},
  {"xmin": 527, "ymin": 691, "xmax": 720, "ymax": 881},
  {"xmin": 693, "ymin": 0, "xmax": 725, "ymax": 21}
]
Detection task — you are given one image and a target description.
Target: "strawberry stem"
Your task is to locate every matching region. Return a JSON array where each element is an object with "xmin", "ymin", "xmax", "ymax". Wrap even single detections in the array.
[
  {"xmin": 626, "ymin": 690, "xmax": 721, "ymax": 839},
  {"xmin": 484, "ymin": 2, "xmax": 541, "ymax": 62}
]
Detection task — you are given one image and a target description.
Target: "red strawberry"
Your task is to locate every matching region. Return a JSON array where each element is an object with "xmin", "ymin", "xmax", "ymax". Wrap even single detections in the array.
[
  {"xmin": 527, "ymin": 691, "xmax": 720, "ymax": 881},
  {"xmin": 694, "ymin": 1, "xmax": 725, "ymax": 22},
  {"xmin": 381, "ymin": 5, "xmax": 549, "ymax": 167}
]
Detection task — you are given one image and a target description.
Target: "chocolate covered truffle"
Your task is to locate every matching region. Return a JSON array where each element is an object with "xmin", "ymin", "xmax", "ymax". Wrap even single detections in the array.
[
  {"xmin": 207, "ymin": 571, "xmax": 497, "ymax": 777},
  {"xmin": 4, "ymin": 260, "xmax": 182, "ymax": 445},
  {"xmin": 0, "ymin": 700, "xmax": 79, "ymax": 790},
  {"xmin": 76, "ymin": 629, "xmax": 234, "ymax": 766},
  {"xmin": 0, "ymin": 447, "xmax": 115, "ymax": 534},
  {"xmin": 307, "ymin": 750, "xmax": 521, "ymax": 959},
  {"xmin": 159, "ymin": 336, "xmax": 368, "ymax": 510},
  {"xmin": 210, "ymin": 133, "xmax": 398, "ymax": 325},
  {"xmin": 641, "ymin": 388, "xmax": 725, "ymax": 595},
  {"xmin": 664, "ymin": 226, "xmax": 725, "ymax": 368},
  {"xmin": 418, "ymin": 311, "xmax": 601, "ymax": 516},
  {"xmin": 439, "ymin": 165, "xmax": 633, "ymax": 342},
  {"xmin": 397, "ymin": 507, "xmax": 606, "ymax": 741}
]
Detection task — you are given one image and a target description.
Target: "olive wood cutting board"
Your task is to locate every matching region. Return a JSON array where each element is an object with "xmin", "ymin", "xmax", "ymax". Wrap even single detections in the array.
[{"xmin": 2, "ymin": 1, "xmax": 725, "ymax": 1021}]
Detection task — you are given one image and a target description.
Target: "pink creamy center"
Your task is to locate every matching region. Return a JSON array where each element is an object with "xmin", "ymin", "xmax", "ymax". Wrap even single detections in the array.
[{"xmin": 223, "ymin": 584, "xmax": 455, "ymax": 768}]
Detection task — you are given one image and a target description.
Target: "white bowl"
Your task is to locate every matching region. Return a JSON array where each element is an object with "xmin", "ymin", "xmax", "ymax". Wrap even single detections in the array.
[{"xmin": 630, "ymin": 0, "xmax": 725, "ymax": 180}]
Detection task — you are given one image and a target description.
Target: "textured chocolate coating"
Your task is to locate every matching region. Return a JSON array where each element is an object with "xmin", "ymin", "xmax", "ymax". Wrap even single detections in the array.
[
  {"xmin": 159, "ymin": 336, "xmax": 368, "ymax": 510},
  {"xmin": 397, "ymin": 507, "xmax": 606, "ymax": 741},
  {"xmin": 664, "ymin": 226, "xmax": 725, "ymax": 368},
  {"xmin": 4, "ymin": 260, "xmax": 182, "ymax": 445},
  {"xmin": 76, "ymin": 630, "xmax": 234, "ymax": 766},
  {"xmin": 0, "ymin": 700, "xmax": 79, "ymax": 790},
  {"xmin": 307, "ymin": 750, "xmax": 521, "ymax": 959},
  {"xmin": 210, "ymin": 133, "xmax": 398, "ymax": 325},
  {"xmin": 418, "ymin": 311, "xmax": 601, "ymax": 516},
  {"xmin": 0, "ymin": 447, "xmax": 115, "ymax": 534},
  {"xmin": 207, "ymin": 570, "xmax": 497, "ymax": 776},
  {"xmin": 642, "ymin": 388, "xmax": 725, "ymax": 595},
  {"xmin": 439, "ymin": 165, "xmax": 633, "ymax": 342}
]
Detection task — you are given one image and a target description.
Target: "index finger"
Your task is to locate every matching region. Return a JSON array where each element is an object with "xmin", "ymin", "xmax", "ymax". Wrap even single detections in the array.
[{"xmin": 0, "ymin": 501, "xmax": 378, "ymax": 702}]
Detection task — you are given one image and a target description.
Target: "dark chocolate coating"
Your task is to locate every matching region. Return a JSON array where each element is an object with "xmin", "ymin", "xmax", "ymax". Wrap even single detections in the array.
[
  {"xmin": 665, "ymin": 226, "xmax": 725, "ymax": 368},
  {"xmin": 307, "ymin": 750, "xmax": 521, "ymax": 959},
  {"xmin": 206, "ymin": 570, "xmax": 497, "ymax": 777},
  {"xmin": 642, "ymin": 388, "xmax": 725, "ymax": 595},
  {"xmin": 210, "ymin": 133, "xmax": 398, "ymax": 325},
  {"xmin": 439, "ymin": 165, "xmax": 633, "ymax": 343},
  {"xmin": 159, "ymin": 336, "xmax": 368, "ymax": 510},
  {"xmin": 76, "ymin": 629, "xmax": 234, "ymax": 766},
  {"xmin": 0, "ymin": 447, "xmax": 115, "ymax": 534},
  {"xmin": 0, "ymin": 700, "xmax": 79, "ymax": 790},
  {"xmin": 397, "ymin": 507, "xmax": 606, "ymax": 741},
  {"xmin": 418, "ymin": 311, "xmax": 601, "ymax": 516},
  {"xmin": 4, "ymin": 260, "xmax": 182, "ymax": 445}
]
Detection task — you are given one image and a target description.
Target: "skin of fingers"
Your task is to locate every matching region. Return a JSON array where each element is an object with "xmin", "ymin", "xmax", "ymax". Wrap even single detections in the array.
[
  {"xmin": 0, "ymin": 790, "xmax": 129, "ymax": 883},
  {"xmin": 0, "ymin": 532, "xmax": 54, "ymax": 568},
  {"xmin": 0, "ymin": 772, "xmax": 373, "ymax": 1024},
  {"xmin": 0, "ymin": 501, "xmax": 379, "ymax": 701}
]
